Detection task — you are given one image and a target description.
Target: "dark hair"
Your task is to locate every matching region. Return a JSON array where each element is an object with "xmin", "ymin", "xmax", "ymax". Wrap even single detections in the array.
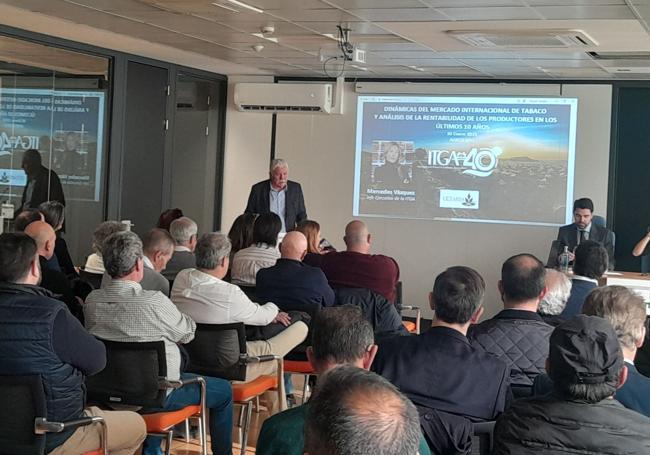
[
  {"xmin": 38, "ymin": 201, "xmax": 65, "ymax": 229},
  {"xmin": 13, "ymin": 209, "xmax": 42, "ymax": 232},
  {"xmin": 23, "ymin": 148, "xmax": 42, "ymax": 166},
  {"xmin": 573, "ymin": 240, "xmax": 608, "ymax": 279},
  {"xmin": 432, "ymin": 266, "xmax": 485, "ymax": 324},
  {"xmin": 501, "ymin": 254, "xmax": 546, "ymax": 302},
  {"xmin": 311, "ymin": 306, "xmax": 374, "ymax": 364},
  {"xmin": 156, "ymin": 208, "xmax": 184, "ymax": 231},
  {"xmin": 0, "ymin": 233, "xmax": 37, "ymax": 282},
  {"xmin": 573, "ymin": 198, "xmax": 594, "ymax": 213},
  {"xmin": 252, "ymin": 212, "xmax": 282, "ymax": 246},
  {"xmin": 228, "ymin": 213, "xmax": 256, "ymax": 253},
  {"xmin": 305, "ymin": 366, "xmax": 420, "ymax": 455}
]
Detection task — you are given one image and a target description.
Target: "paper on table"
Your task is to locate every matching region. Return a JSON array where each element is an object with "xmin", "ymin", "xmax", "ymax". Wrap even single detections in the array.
[{"xmin": 604, "ymin": 271, "xmax": 624, "ymax": 276}]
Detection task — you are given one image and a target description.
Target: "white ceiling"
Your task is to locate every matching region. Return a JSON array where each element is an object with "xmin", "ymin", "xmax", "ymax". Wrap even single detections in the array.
[{"xmin": 3, "ymin": 0, "xmax": 650, "ymax": 79}]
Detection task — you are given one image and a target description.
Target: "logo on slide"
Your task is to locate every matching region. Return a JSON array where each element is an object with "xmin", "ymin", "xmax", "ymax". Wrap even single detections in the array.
[
  {"xmin": 0, "ymin": 132, "xmax": 40, "ymax": 154},
  {"xmin": 427, "ymin": 147, "xmax": 502, "ymax": 177},
  {"xmin": 440, "ymin": 189, "xmax": 479, "ymax": 209}
]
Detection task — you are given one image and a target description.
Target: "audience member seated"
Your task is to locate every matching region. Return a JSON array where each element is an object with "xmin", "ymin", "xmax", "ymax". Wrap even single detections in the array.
[
  {"xmin": 38, "ymin": 201, "xmax": 77, "ymax": 278},
  {"xmin": 304, "ymin": 365, "xmax": 422, "ymax": 455},
  {"xmin": 372, "ymin": 266, "xmax": 510, "ymax": 421},
  {"xmin": 560, "ymin": 240, "xmax": 609, "ymax": 318},
  {"xmin": 156, "ymin": 207, "xmax": 183, "ymax": 231},
  {"xmin": 468, "ymin": 254, "xmax": 553, "ymax": 393},
  {"xmin": 13, "ymin": 208, "xmax": 43, "ymax": 232},
  {"xmin": 231, "ymin": 212, "xmax": 282, "ymax": 286},
  {"xmin": 493, "ymin": 315, "xmax": 650, "ymax": 454},
  {"xmin": 257, "ymin": 231, "xmax": 335, "ymax": 309},
  {"xmin": 296, "ymin": 220, "xmax": 330, "ymax": 268},
  {"xmin": 162, "ymin": 216, "xmax": 198, "ymax": 282},
  {"xmin": 535, "ymin": 286, "xmax": 650, "ymax": 418},
  {"xmin": 24, "ymin": 221, "xmax": 82, "ymax": 320},
  {"xmin": 171, "ymin": 232, "xmax": 308, "ymax": 412},
  {"xmin": 83, "ymin": 220, "xmax": 127, "ymax": 274},
  {"xmin": 320, "ymin": 220, "xmax": 400, "ymax": 303},
  {"xmin": 84, "ymin": 230, "xmax": 233, "ymax": 455},
  {"xmin": 0, "ymin": 233, "xmax": 147, "ymax": 454},
  {"xmin": 102, "ymin": 228, "xmax": 174, "ymax": 295},
  {"xmin": 334, "ymin": 287, "xmax": 408, "ymax": 341},
  {"xmin": 227, "ymin": 212, "xmax": 257, "ymax": 259},
  {"xmin": 538, "ymin": 268, "xmax": 571, "ymax": 327}
]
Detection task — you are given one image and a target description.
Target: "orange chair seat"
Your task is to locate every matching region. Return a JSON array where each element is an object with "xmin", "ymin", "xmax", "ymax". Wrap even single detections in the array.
[
  {"xmin": 232, "ymin": 375, "xmax": 278, "ymax": 402},
  {"xmin": 402, "ymin": 321, "xmax": 417, "ymax": 333},
  {"xmin": 284, "ymin": 360, "xmax": 315, "ymax": 374},
  {"xmin": 84, "ymin": 451, "xmax": 103, "ymax": 455},
  {"xmin": 141, "ymin": 405, "xmax": 201, "ymax": 432}
]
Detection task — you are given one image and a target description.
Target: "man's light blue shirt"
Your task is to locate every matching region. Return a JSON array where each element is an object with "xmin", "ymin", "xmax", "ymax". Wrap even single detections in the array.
[{"xmin": 270, "ymin": 183, "xmax": 287, "ymax": 232}]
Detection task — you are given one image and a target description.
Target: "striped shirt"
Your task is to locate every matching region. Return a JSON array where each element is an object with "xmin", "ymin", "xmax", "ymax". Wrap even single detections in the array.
[
  {"xmin": 230, "ymin": 243, "xmax": 280, "ymax": 286},
  {"xmin": 84, "ymin": 280, "xmax": 196, "ymax": 381}
]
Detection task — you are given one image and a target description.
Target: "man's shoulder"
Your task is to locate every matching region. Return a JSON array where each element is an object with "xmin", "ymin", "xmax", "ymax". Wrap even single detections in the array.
[
  {"xmin": 262, "ymin": 404, "xmax": 307, "ymax": 432},
  {"xmin": 258, "ymin": 405, "xmax": 307, "ymax": 455},
  {"xmin": 252, "ymin": 179, "xmax": 271, "ymax": 190},
  {"xmin": 558, "ymin": 223, "xmax": 575, "ymax": 234},
  {"xmin": 287, "ymin": 180, "xmax": 302, "ymax": 190}
]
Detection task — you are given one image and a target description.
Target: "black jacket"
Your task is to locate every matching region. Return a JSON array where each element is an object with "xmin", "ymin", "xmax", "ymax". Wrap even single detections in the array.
[
  {"xmin": 20, "ymin": 165, "xmax": 65, "ymax": 210},
  {"xmin": 334, "ymin": 287, "xmax": 408, "ymax": 341},
  {"xmin": 245, "ymin": 179, "xmax": 307, "ymax": 231},
  {"xmin": 468, "ymin": 309, "xmax": 553, "ymax": 389},
  {"xmin": 372, "ymin": 326, "xmax": 510, "ymax": 421},
  {"xmin": 493, "ymin": 394, "xmax": 650, "ymax": 454}
]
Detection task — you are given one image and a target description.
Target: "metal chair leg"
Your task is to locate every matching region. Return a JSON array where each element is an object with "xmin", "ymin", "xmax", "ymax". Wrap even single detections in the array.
[
  {"xmin": 240, "ymin": 401, "xmax": 253, "ymax": 455},
  {"xmin": 164, "ymin": 431, "xmax": 174, "ymax": 455},
  {"xmin": 184, "ymin": 418, "xmax": 190, "ymax": 443},
  {"xmin": 302, "ymin": 374, "xmax": 309, "ymax": 404}
]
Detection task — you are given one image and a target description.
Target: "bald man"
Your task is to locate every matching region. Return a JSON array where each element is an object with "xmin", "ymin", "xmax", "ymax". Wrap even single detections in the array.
[
  {"xmin": 257, "ymin": 231, "xmax": 335, "ymax": 309},
  {"xmin": 24, "ymin": 221, "xmax": 81, "ymax": 319},
  {"xmin": 319, "ymin": 220, "xmax": 400, "ymax": 303}
]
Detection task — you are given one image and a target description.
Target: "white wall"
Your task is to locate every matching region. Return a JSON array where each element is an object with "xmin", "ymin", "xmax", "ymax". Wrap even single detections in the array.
[{"xmin": 223, "ymin": 80, "xmax": 612, "ymax": 319}]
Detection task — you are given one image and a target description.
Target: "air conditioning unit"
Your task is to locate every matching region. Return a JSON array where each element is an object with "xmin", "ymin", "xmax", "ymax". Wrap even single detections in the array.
[{"xmin": 234, "ymin": 82, "xmax": 340, "ymax": 114}]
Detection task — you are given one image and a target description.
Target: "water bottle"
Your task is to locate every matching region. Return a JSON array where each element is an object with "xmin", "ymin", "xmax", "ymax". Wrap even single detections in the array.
[{"xmin": 559, "ymin": 246, "xmax": 570, "ymax": 272}]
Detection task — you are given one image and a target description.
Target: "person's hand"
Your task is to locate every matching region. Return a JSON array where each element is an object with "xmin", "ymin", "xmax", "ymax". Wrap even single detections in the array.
[
  {"xmin": 568, "ymin": 251, "xmax": 575, "ymax": 262},
  {"xmin": 273, "ymin": 312, "xmax": 291, "ymax": 326}
]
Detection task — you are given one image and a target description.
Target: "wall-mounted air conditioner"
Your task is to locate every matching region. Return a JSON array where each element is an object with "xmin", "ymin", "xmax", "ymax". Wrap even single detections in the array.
[{"xmin": 234, "ymin": 79, "xmax": 343, "ymax": 114}]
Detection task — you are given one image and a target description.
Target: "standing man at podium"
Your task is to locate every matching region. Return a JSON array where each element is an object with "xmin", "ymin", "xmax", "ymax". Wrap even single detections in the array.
[
  {"xmin": 245, "ymin": 158, "xmax": 307, "ymax": 233},
  {"xmin": 556, "ymin": 198, "xmax": 615, "ymax": 267}
]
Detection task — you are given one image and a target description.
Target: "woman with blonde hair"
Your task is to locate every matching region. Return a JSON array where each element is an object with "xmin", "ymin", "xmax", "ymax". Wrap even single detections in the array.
[{"xmin": 296, "ymin": 220, "xmax": 335, "ymax": 267}]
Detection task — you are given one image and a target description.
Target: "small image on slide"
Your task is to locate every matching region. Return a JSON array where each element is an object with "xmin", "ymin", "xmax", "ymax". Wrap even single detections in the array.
[{"xmin": 371, "ymin": 140, "xmax": 414, "ymax": 188}]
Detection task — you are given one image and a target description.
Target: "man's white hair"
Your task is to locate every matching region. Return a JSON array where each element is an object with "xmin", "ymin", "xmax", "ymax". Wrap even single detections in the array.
[
  {"xmin": 539, "ymin": 269, "xmax": 572, "ymax": 315},
  {"xmin": 169, "ymin": 217, "xmax": 198, "ymax": 244},
  {"xmin": 270, "ymin": 158, "xmax": 288, "ymax": 172}
]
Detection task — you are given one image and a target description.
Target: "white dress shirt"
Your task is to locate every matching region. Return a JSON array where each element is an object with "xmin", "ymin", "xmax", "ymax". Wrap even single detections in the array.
[
  {"xmin": 230, "ymin": 243, "xmax": 280, "ymax": 286},
  {"xmin": 172, "ymin": 268, "xmax": 279, "ymax": 326}
]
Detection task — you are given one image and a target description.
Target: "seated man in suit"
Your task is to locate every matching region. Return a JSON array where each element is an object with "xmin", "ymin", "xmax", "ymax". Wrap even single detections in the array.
[
  {"xmin": 372, "ymin": 266, "xmax": 510, "ymax": 421},
  {"xmin": 494, "ymin": 316, "xmax": 650, "ymax": 454},
  {"xmin": 320, "ymin": 220, "xmax": 400, "ymax": 304},
  {"xmin": 0, "ymin": 233, "xmax": 146, "ymax": 454},
  {"xmin": 304, "ymin": 366, "xmax": 425, "ymax": 455},
  {"xmin": 537, "ymin": 268, "xmax": 571, "ymax": 327},
  {"xmin": 555, "ymin": 197, "xmax": 614, "ymax": 267},
  {"xmin": 84, "ymin": 231, "xmax": 234, "ymax": 455},
  {"xmin": 102, "ymin": 228, "xmax": 175, "ymax": 295},
  {"xmin": 171, "ymin": 232, "xmax": 308, "ymax": 413},
  {"xmin": 469, "ymin": 254, "xmax": 553, "ymax": 394},
  {"xmin": 561, "ymin": 240, "xmax": 608, "ymax": 317},
  {"xmin": 245, "ymin": 158, "xmax": 307, "ymax": 233},
  {"xmin": 24, "ymin": 220, "xmax": 81, "ymax": 320},
  {"xmin": 163, "ymin": 216, "xmax": 198, "ymax": 282},
  {"xmin": 256, "ymin": 231, "xmax": 335, "ymax": 310}
]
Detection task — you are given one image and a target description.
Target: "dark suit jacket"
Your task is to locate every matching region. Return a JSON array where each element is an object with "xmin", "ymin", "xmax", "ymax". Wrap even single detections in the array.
[
  {"xmin": 162, "ymin": 250, "xmax": 196, "ymax": 281},
  {"xmin": 245, "ymin": 179, "xmax": 307, "ymax": 231},
  {"xmin": 560, "ymin": 278, "xmax": 598, "ymax": 318},
  {"xmin": 556, "ymin": 222, "xmax": 615, "ymax": 266},
  {"xmin": 256, "ymin": 258, "xmax": 334, "ymax": 309},
  {"xmin": 38, "ymin": 256, "xmax": 82, "ymax": 321},
  {"xmin": 20, "ymin": 165, "xmax": 65, "ymax": 210},
  {"xmin": 372, "ymin": 326, "xmax": 510, "ymax": 421}
]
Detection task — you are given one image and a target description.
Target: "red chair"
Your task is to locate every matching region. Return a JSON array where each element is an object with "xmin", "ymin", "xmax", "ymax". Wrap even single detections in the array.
[{"xmin": 284, "ymin": 359, "xmax": 316, "ymax": 404}]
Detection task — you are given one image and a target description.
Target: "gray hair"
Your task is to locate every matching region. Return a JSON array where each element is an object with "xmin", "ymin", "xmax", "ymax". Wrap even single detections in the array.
[
  {"xmin": 102, "ymin": 231, "xmax": 143, "ymax": 279},
  {"xmin": 305, "ymin": 365, "xmax": 421, "ymax": 455},
  {"xmin": 195, "ymin": 233, "xmax": 232, "ymax": 270},
  {"xmin": 270, "ymin": 158, "xmax": 288, "ymax": 172},
  {"xmin": 169, "ymin": 217, "xmax": 198, "ymax": 244},
  {"xmin": 311, "ymin": 306, "xmax": 374, "ymax": 364},
  {"xmin": 92, "ymin": 221, "xmax": 128, "ymax": 255},
  {"xmin": 539, "ymin": 269, "xmax": 572, "ymax": 316}
]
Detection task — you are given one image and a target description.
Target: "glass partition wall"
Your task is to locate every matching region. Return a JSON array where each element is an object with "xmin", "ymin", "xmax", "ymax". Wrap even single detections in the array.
[{"xmin": 0, "ymin": 34, "xmax": 110, "ymax": 264}]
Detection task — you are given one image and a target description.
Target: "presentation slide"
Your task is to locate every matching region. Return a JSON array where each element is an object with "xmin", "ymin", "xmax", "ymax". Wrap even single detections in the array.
[
  {"xmin": 0, "ymin": 88, "xmax": 106, "ymax": 202},
  {"xmin": 354, "ymin": 95, "xmax": 578, "ymax": 226}
]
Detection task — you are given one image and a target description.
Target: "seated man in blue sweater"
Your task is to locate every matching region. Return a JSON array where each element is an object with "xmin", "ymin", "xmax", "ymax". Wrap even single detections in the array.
[{"xmin": 257, "ymin": 231, "xmax": 335, "ymax": 309}]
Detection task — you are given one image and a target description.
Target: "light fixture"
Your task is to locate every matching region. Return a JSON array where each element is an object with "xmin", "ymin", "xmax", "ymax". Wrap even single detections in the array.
[
  {"xmin": 226, "ymin": 0, "xmax": 263, "ymax": 13},
  {"xmin": 408, "ymin": 65, "xmax": 425, "ymax": 72},
  {"xmin": 211, "ymin": 2, "xmax": 239, "ymax": 12}
]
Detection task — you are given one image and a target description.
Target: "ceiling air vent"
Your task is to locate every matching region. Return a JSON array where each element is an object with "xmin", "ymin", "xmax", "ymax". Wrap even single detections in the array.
[{"xmin": 447, "ymin": 30, "xmax": 597, "ymax": 48}]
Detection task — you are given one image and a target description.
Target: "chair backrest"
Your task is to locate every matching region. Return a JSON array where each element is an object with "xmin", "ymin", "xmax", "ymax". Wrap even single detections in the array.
[
  {"xmin": 185, "ymin": 323, "xmax": 248, "ymax": 381},
  {"xmin": 394, "ymin": 280, "xmax": 403, "ymax": 313},
  {"xmin": 86, "ymin": 339, "xmax": 167, "ymax": 409},
  {"xmin": 592, "ymin": 215, "xmax": 606, "ymax": 228},
  {"xmin": 642, "ymin": 254, "xmax": 650, "ymax": 274},
  {"xmin": 473, "ymin": 421, "xmax": 496, "ymax": 455},
  {"xmin": 0, "ymin": 375, "xmax": 47, "ymax": 455},
  {"xmin": 79, "ymin": 269, "xmax": 103, "ymax": 290},
  {"xmin": 417, "ymin": 406, "xmax": 472, "ymax": 455},
  {"xmin": 545, "ymin": 240, "xmax": 561, "ymax": 268}
]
